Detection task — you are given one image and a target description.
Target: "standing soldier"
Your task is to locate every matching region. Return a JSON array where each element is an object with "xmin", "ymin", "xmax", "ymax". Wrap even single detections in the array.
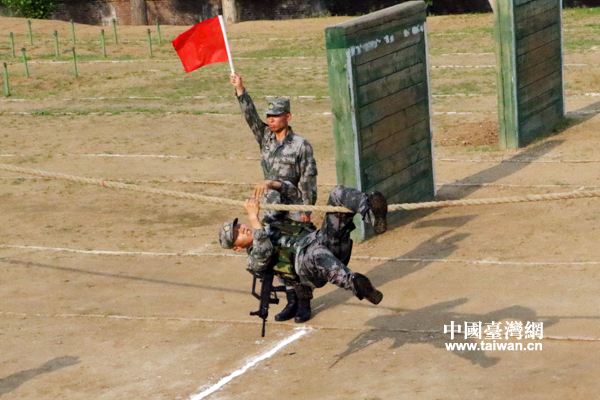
[
  {"xmin": 230, "ymin": 72, "xmax": 317, "ymax": 224},
  {"xmin": 230, "ymin": 72, "xmax": 318, "ymax": 323}
]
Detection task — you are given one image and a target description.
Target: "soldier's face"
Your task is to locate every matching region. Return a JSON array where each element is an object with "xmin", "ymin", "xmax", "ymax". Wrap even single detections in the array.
[
  {"xmin": 233, "ymin": 223, "xmax": 254, "ymax": 250},
  {"xmin": 266, "ymin": 113, "xmax": 291, "ymax": 133}
]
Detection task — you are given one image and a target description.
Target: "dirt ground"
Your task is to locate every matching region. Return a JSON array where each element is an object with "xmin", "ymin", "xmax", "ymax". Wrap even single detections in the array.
[{"xmin": 1, "ymin": 9, "xmax": 600, "ymax": 400}]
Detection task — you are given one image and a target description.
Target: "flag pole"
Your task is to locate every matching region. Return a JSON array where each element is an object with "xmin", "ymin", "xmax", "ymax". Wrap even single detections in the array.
[{"xmin": 218, "ymin": 15, "xmax": 235, "ymax": 74}]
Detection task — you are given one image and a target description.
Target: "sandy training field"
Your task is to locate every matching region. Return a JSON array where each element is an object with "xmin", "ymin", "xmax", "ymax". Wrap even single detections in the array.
[{"xmin": 1, "ymin": 9, "xmax": 600, "ymax": 399}]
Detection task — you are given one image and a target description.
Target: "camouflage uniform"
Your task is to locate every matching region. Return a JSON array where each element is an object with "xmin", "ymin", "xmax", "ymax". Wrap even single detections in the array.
[
  {"xmin": 237, "ymin": 91, "xmax": 318, "ymax": 222},
  {"xmin": 246, "ymin": 182, "xmax": 370, "ymax": 293}
]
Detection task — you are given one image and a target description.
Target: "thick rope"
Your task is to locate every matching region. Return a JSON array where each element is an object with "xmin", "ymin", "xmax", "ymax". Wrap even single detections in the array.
[
  {"xmin": 2, "ymin": 163, "xmax": 600, "ymax": 212},
  {"xmin": 0, "ymin": 163, "xmax": 350, "ymax": 212}
]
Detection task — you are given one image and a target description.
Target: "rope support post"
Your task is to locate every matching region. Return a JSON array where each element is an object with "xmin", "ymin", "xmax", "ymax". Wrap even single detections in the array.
[
  {"xmin": 156, "ymin": 18, "xmax": 162, "ymax": 45},
  {"xmin": 54, "ymin": 30, "xmax": 59, "ymax": 58},
  {"xmin": 147, "ymin": 29, "xmax": 153, "ymax": 58},
  {"xmin": 28, "ymin": 20, "xmax": 33, "ymax": 45},
  {"xmin": 113, "ymin": 18, "xmax": 118, "ymax": 45},
  {"xmin": 70, "ymin": 20, "xmax": 76, "ymax": 44},
  {"xmin": 9, "ymin": 32, "xmax": 15, "ymax": 57},
  {"xmin": 3, "ymin": 62, "xmax": 9, "ymax": 97},
  {"xmin": 101, "ymin": 29, "xmax": 107, "ymax": 58},
  {"xmin": 72, "ymin": 47, "xmax": 78, "ymax": 78},
  {"xmin": 21, "ymin": 48, "xmax": 29, "ymax": 77}
]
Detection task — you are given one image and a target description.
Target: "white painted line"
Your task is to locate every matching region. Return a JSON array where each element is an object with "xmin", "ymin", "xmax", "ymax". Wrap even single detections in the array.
[
  {"xmin": 231, "ymin": 37, "xmax": 314, "ymax": 41},
  {"xmin": 0, "ymin": 111, "xmax": 332, "ymax": 117},
  {"xmin": 1, "ymin": 310, "xmax": 596, "ymax": 342},
  {"xmin": 545, "ymin": 335, "xmax": 600, "ymax": 342},
  {"xmin": 433, "ymin": 111, "xmax": 498, "ymax": 115},
  {"xmin": 432, "ymin": 94, "xmax": 485, "ymax": 97},
  {"xmin": 0, "ymin": 244, "xmax": 244, "ymax": 257},
  {"xmin": 1, "ymin": 175, "xmax": 590, "ymax": 189},
  {"xmin": 188, "ymin": 328, "xmax": 309, "ymax": 400},
  {"xmin": 435, "ymin": 52, "xmax": 494, "ymax": 56},
  {"xmin": 0, "ymin": 153, "xmax": 338, "ymax": 162},
  {"xmin": 0, "ymin": 94, "xmax": 330, "ymax": 102},
  {"xmin": 436, "ymin": 182, "xmax": 596, "ymax": 189},
  {"xmin": 233, "ymin": 56, "xmax": 325, "ymax": 60},
  {"xmin": 70, "ymin": 153, "xmax": 263, "ymax": 161},
  {"xmin": 350, "ymin": 256, "xmax": 600, "ymax": 266},
  {"xmin": 427, "ymin": 64, "xmax": 592, "ymax": 69},
  {"xmin": 0, "ymin": 176, "xmax": 338, "ymax": 186},
  {"xmin": 23, "ymin": 59, "xmax": 179, "ymax": 65},
  {"xmin": 437, "ymin": 158, "xmax": 600, "ymax": 164},
  {"xmin": 12, "ymin": 58, "xmax": 596, "ymax": 67},
  {"xmin": 569, "ymin": 110, "xmax": 600, "ymax": 115},
  {"xmin": 430, "ymin": 33, "xmax": 470, "ymax": 36},
  {"xmin": 7, "ymin": 58, "xmax": 327, "ymax": 67},
  {"xmin": 4, "ymin": 244, "xmax": 600, "ymax": 266},
  {"xmin": 432, "ymin": 65, "xmax": 494, "ymax": 68},
  {"xmin": 0, "ymin": 311, "xmax": 376, "ymax": 332},
  {"xmin": 3, "ymin": 92, "xmax": 599, "ymax": 102},
  {"xmin": 6, "ymin": 151, "xmax": 600, "ymax": 165}
]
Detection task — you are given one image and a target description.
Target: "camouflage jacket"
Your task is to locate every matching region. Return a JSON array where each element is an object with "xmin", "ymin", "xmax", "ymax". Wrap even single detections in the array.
[
  {"xmin": 237, "ymin": 90, "xmax": 318, "ymax": 217},
  {"xmin": 246, "ymin": 182, "xmax": 317, "ymax": 272}
]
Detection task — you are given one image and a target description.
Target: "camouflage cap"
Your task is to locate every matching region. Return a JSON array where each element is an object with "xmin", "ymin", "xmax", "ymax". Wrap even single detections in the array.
[
  {"xmin": 265, "ymin": 98, "xmax": 291, "ymax": 116},
  {"xmin": 219, "ymin": 218, "xmax": 238, "ymax": 249}
]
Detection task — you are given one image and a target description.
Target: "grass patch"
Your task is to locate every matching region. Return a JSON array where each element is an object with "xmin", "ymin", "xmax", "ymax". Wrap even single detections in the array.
[
  {"xmin": 240, "ymin": 46, "xmax": 326, "ymax": 59},
  {"xmin": 564, "ymin": 37, "xmax": 600, "ymax": 51}
]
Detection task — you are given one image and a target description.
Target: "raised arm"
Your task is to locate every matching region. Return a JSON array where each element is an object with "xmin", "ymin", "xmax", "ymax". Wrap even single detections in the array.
[
  {"xmin": 244, "ymin": 198, "xmax": 273, "ymax": 272},
  {"xmin": 231, "ymin": 73, "xmax": 267, "ymax": 145}
]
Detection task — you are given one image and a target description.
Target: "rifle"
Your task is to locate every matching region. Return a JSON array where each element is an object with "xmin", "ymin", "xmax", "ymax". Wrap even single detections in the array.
[{"xmin": 248, "ymin": 266, "xmax": 286, "ymax": 337}]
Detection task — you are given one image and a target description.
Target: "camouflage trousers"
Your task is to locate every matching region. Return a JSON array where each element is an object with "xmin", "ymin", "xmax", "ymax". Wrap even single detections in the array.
[{"xmin": 295, "ymin": 185, "xmax": 370, "ymax": 291}]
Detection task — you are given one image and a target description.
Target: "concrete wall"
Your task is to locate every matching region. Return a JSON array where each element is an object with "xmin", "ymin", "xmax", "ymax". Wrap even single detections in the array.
[
  {"xmin": 52, "ymin": 0, "xmax": 326, "ymax": 25},
  {"xmin": 50, "ymin": 0, "xmax": 600, "ymax": 26},
  {"xmin": 52, "ymin": 0, "xmax": 220, "ymax": 25}
]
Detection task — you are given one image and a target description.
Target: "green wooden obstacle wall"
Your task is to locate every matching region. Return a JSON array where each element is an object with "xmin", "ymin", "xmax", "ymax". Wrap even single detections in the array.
[
  {"xmin": 325, "ymin": 1, "xmax": 434, "ymax": 241},
  {"xmin": 494, "ymin": 0, "xmax": 565, "ymax": 149}
]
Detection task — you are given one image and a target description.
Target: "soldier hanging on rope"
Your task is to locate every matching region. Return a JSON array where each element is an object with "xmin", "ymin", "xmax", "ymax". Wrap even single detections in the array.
[{"xmin": 219, "ymin": 180, "xmax": 388, "ymax": 326}]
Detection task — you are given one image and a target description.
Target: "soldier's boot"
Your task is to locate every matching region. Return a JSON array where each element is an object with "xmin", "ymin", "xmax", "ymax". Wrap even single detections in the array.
[
  {"xmin": 274, "ymin": 289, "xmax": 298, "ymax": 322},
  {"xmin": 368, "ymin": 191, "xmax": 388, "ymax": 235},
  {"xmin": 294, "ymin": 284, "xmax": 313, "ymax": 323},
  {"xmin": 295, "ymin": 300, "xmax": 312, "ymax": 323},
  {"xmin": 352, "ymin": 273, "xmax": 383, "ymax": 305}
]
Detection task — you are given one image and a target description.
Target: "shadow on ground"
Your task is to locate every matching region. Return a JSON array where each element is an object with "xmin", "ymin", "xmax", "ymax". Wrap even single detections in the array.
[
  {"xmin": 435, "ymin": 138, "xmax": 565, "ymax": 200},
  {"xmin": 0, "ymin": 356, "xmax": 80, "ymax": 396},
  {"xmin": 312, "ymin": 222, "xmax": 472, "ymax": 315},
  {"xmin": 332, "ymin": 299, "xmax": 559, "ymax": 368},
  {"xmin": 565, "ymin": 98, "xmax": 600, "ymax": 126},
  {"xmin": 0, "ymin": 257, "xmax": 247, "ymax": 295},
  {"xmin": 386, "ymin": 139, "xmax": 564, "ymax": 233},
  {"xmin": 313, "ymin": 139, "xmax": 563, "ymax": 322}
]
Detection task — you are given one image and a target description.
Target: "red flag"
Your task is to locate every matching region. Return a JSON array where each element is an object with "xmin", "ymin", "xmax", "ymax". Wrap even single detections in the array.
[{"xmin": 172, "ymin": 16, "xmax": 230, "ymax": 73}]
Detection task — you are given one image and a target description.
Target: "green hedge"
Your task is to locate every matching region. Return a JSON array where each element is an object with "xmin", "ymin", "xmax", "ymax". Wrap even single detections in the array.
[{"xmin": 1, "ymin": 0, "xmax": 56, "ymax": 19}]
